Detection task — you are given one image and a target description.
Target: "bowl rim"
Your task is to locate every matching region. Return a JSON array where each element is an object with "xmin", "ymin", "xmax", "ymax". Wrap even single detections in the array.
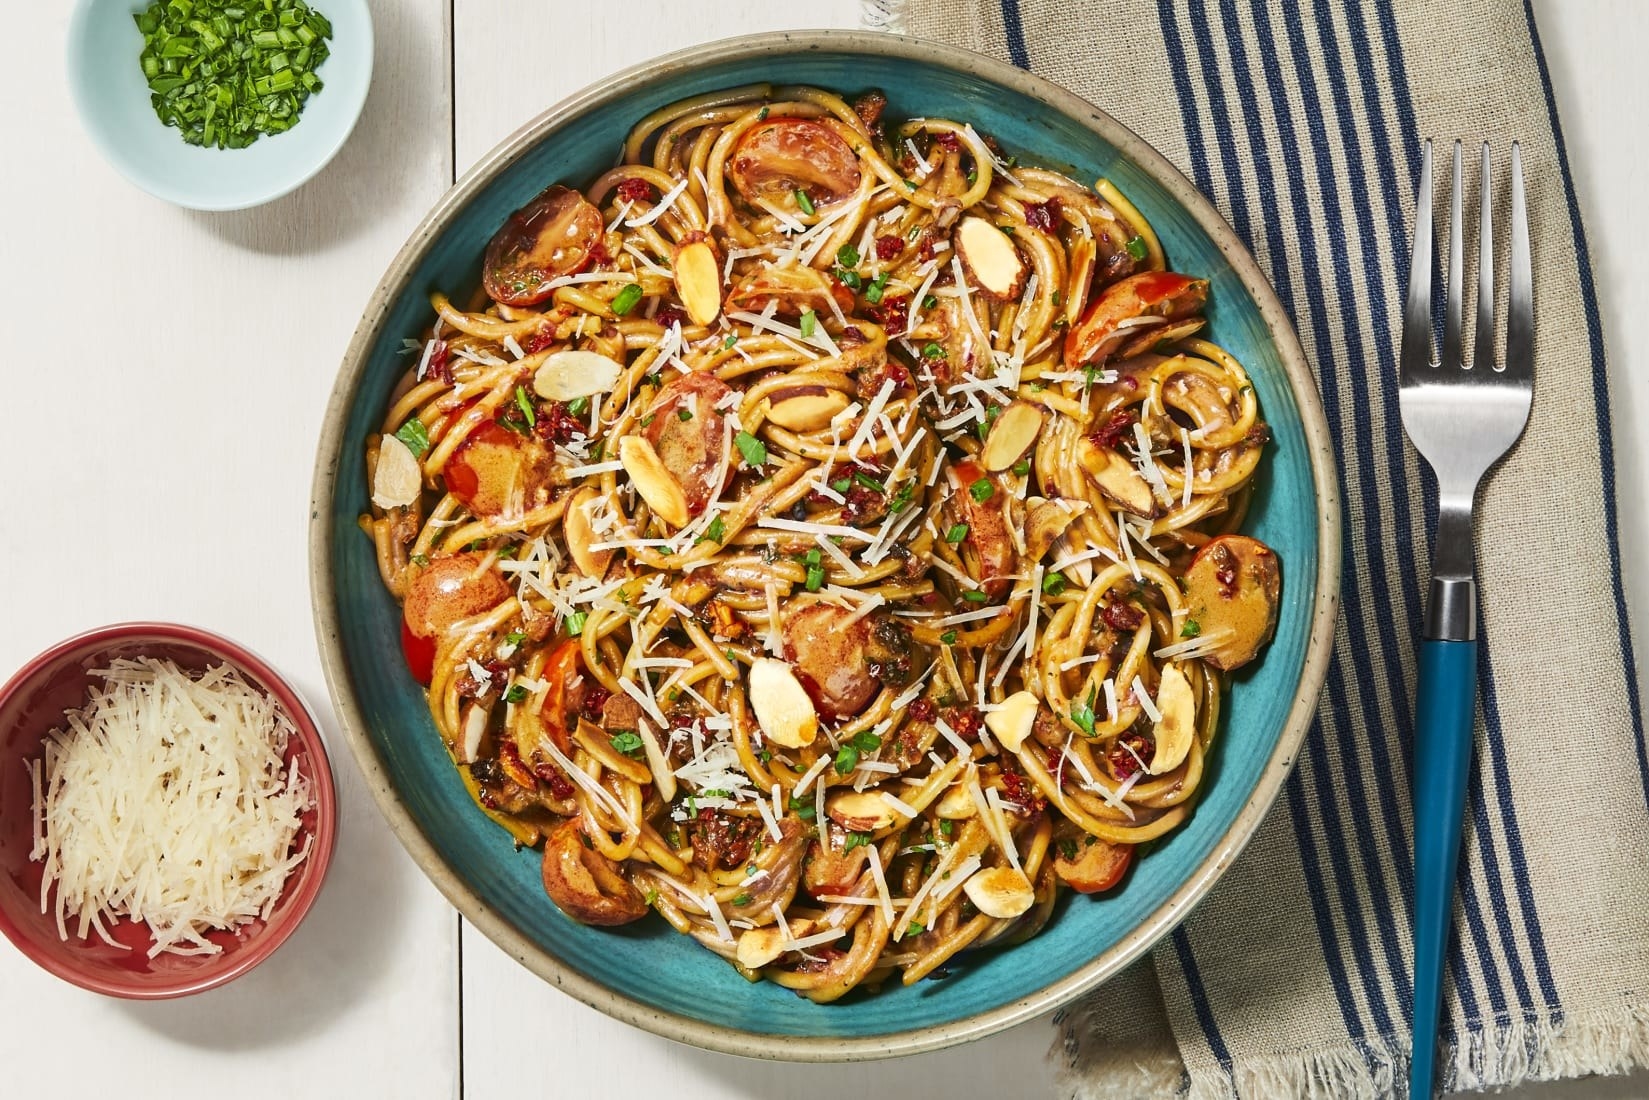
[
  {"xmin": 0, "ymin": 620, "xmax": 339, "ymax": 998},
  {"xmin": 308, "ymin": 28, "xmax": 1341, "ymax": 1060},
  {"xmin": 64, "ymin": 0, "xmax": 375, "ymax": 213}
]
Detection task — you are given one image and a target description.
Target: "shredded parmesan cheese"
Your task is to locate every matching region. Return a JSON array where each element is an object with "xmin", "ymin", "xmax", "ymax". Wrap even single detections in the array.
[{"xmin": 29, "ymin": 658, "xmax": 313, "ymax": 957}]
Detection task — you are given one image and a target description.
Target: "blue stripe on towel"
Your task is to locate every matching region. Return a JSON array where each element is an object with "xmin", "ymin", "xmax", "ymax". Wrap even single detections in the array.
[
  {"xmin": 999, "ymin": 0, "xmax": 1030, "ymax": 70},
  {"xmin": 1522, "ymin": 0, "xmax": 1649, "ymax": 810},
  {"xmin": 1172, "ymin": 927, "xmax": 1235, "ymax": 1078},
  {"xmin": 1164, "ymin": 0, "xmax": 1374, "ymax": 1050}
]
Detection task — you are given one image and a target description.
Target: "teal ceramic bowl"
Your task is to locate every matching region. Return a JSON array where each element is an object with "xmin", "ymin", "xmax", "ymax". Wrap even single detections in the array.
[
  {"xmin": 311, "ymin": 30, "xmax": 1340, "ymax": 1059},
  {"xmin": 66, "ymin": 0, "xmax": 372, "ymax": 211}
]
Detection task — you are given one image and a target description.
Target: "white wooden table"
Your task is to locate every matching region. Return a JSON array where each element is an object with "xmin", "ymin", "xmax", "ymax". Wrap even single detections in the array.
[{"xmin": 1, "ymin": 2, "xmax": 1642, "ymax": 1097}]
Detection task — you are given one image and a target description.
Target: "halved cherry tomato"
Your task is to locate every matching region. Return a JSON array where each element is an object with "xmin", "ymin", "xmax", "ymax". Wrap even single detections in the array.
[
  {"xmin": 641, "ymin": 372, "xmax": 733, "ymax": 516},
  {"xmin": 482, "ymin": 184, "xmax": 604, "ymax": 307},
  {"xmin": 1054, "ymin": 836, "xmax": 1133, "ymax": 893},
  {"xmin": 728, "ymin": 119, "xmax": 862, "ymax": 210},
  {"xmin": 1064, "ymin": 271, "xmax": 1208, "ymax": 368},
  {"xmin": 536, "ymin": 638, "xmax": 583, "ymax": 753},
  {"xmin": 401, "ymin": 553, "xmax": 512, "ymax": 678},
  {"xmin": 399, "ymin": 618, "xmax": 437, "ymax": 685},
  {"xmin": 445, "ymin": 421, "xmax": 559, "ymax": 520}
]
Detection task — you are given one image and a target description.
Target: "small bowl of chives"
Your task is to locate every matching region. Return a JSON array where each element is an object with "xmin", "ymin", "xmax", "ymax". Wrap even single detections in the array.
[{"xmin": 67, "ymin": 0, "xmax": 373, "ymax": 212}]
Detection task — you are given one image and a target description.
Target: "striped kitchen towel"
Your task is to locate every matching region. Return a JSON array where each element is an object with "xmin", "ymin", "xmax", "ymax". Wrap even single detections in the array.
[{"xmin": 868, "ymin": 1, "xmax": 1648, "ymax": 1096}]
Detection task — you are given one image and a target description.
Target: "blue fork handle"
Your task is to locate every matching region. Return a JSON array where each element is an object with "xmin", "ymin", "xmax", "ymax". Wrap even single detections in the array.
[{"xmin": 1409, "ymin": 638, "xmax": 1478, "ymax": 1100}]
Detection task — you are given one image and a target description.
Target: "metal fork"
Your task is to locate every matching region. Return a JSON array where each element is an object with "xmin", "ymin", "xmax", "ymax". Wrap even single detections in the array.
[{"xmin": 1401, "ymin": 139, "xmax": 1533, "ymax": 1100}]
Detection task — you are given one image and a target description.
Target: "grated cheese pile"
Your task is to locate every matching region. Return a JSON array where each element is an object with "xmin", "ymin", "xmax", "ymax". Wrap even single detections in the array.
[{"xmin": 28, "ymin": 657, "xmax": 314, "ymax": 957}]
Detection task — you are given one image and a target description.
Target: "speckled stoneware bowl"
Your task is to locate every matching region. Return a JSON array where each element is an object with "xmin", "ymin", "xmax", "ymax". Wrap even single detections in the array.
[{"xmin": 311, "ymin": 30, "xmax": 1340, "ymax": 1060}]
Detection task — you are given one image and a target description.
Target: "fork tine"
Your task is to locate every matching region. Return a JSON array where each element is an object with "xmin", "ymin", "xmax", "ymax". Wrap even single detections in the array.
[
  {"xmin": 1473, "ymin": 143, "xmax": 1496, "ymax": 373},
  {"xmin": 1503, "ymin": 142, "xmax": 1532, "ymax": 378},
  {"xmin": 1443, "ymin": 141, "xmax": 1465, "ymax": 369},
  {"xmin": 1402, "ymin": 139, "xmax": 1435, "ymax": 380}
]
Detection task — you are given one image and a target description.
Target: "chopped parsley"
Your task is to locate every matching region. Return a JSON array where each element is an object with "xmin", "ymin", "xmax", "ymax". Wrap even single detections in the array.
[
  {"xmin": 922, "ymin": 341, "xmax": 946, "ymax": 359},
  {"xmin": 843, "ymin": 832, "xmax": 873, "ymax": 852},
  {"xmin": 504, "ymin": 684, "xmax": 529, "ymax": 704},
  {"xmin": 695, "ymin": 515, "xmax": 727, "ymax": 545},
  {"xmin": 1070, "ymin": 685, "xmax": 1098, "ymax": 737},
  {"xmin": 609, "ymin": 731, "xmax": 644, "ymax": 756}
]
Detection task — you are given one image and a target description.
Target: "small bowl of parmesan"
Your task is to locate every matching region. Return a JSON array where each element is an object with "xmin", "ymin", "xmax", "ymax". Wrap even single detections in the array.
[{"xmin": 0, "ymin": 623, "xmax": 336, "ymax": 997}]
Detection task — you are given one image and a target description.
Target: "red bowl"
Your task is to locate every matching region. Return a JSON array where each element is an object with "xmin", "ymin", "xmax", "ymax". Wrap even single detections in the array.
[{"xmin": 0, "ymin": 623, "xmax": 337, "ymax": 998}]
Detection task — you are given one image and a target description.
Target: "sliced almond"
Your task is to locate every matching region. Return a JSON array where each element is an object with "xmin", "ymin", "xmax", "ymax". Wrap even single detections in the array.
[
  {"xmin": 748, "ymin": 657, "xmax": 819, "ymax": 749},
  {"xmin": 618, "ymin": 435, "xmax": 690, "ymax": 528},
  {"xmin": 962, "ymin": 865, "xmax": 1036, "ymax": 919},
  {"xmin": 1148, "ymin": 662, "xmax": 1196, "ymax": 775},
  {"xmin": 458, "ymin": 701, "xmax": 489, "ymax": 764},
  {"xmin": 1077, "ymin": 436, "xmax": 1158, "ymax": 518},
  {"xmin": 532, "ymin": 349, "xmax": 624, "ymax": 401},
  {"xmin": 1065, "ymin": 235, "xmax": 1096, "ymax": 327},
  {"xmin": 672, "ymin": 240, "xmax": 723, "ymax": 326},
  {"xmin": 984, "ymin": 690, "xmax": 1039, "ymax": 753},
  {"xmin": 736, "ymin": 918, "xmax": 817, "ymax": 969},
  {"xmin": 1024, "ymin": 496, "xmax": 1088, "ymax": 562},
  {"xmin": 372, "ymin": 433, "xmax": 422, "ymax": 509},
  {"xmin": 826, "ymin": 790, "xmax": 898, "ymax": 833},
  {"xmin": 765, "ymin": 385, "xmax": 852, "ymax": 432},
  {"xmin": 935, "ymin": 781, "xmax": 977, "ymax": 820},
  {"xmin": 980, "ymin": 401, "xmax": 1044, "ymax": 472},
  {"xmin": 563, "ymin": 487, "xmax": 613, "ymax": 578},
  {"xmin": 956, "ymin": 216, "xmax": 1029, "ymax": 300}
]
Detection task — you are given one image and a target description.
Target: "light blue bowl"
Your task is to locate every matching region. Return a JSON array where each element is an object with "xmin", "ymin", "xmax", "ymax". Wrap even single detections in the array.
[
  {"xmin": 67, "ymin": 0, "xmax": 372, "ymax": 211},
  {"xmin": 311, "ymin": 31, "xmax": 1341, "ymax": 1060}
]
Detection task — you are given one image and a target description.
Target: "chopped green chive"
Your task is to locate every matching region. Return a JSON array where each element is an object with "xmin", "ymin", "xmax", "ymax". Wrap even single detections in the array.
[
  {"xmin": 1012, "ymin": 459, "xmax": 1031, "ymax": 477},
  {"xmin": 906, "ymin": 921, "xmax": 926, "ymax": 936},
  {"xmin": 851, "ymin": 730, "xmax": 883, "ymax": 752},
  {"xmin": 837, "ymin": 243, "xmax": 861, "ymax": 267},
  {"xmin": 732, "ymin": 892, "xmax": 753, "ymax": 907},
  {"xmin": 1071, "ymin": 686, "xmax": 1098, "ymax": 737},
  {"xmin": 834, "ymin": 744, "xmax": 860, "ymax": 774},
  {"xmin": 962, "ymin": 590, "xmax": 989, "ymax": 604},
  {"xmin": 969, "ymin": 477, "xmax": 994, "ymax": 503},
  {"xmin": 922, "ymin": 294, "xmax": 938, "ymax": 309},
  {"xmin": 1180, "ymin": 619, "xmax": 1202, "ymax": 638},
  {"xmin": 853, "ymin": 471, "xmax": 885, "ymax": 493},
  {"xmin": 863, "ymin": 272, "xmax": 891, "ymax": 305},
  {"xmin": 806, "ymin": 563, "xmax": 825, "ymax": 591},
  {"xmin": 843, "ymin": 831, "xmax": 872, "ymax": 851},
  {"xmin": 677, "ymin": 407, "xmax": 694, "ymax": 421},
  {"xmin": 1124, "ymin": 235, "xmax": 1149, "ymax": 261},
  {"xmin": 566, "ymin": 396, "xmax": 590, "ymax": 417},
  {"xmin": 695, "ymin": 515, "xmax": 726, "ymax": 545},
  {"xmin": 394, "ymin": 417, "xmax": 429, "ymax": 457},
  {"xmin": 788, "ymin": 794, "xmax": 817, "ymax": 821},
  {"xmin": 1042, "ymin": 572, "xmax": 1068, "ymax": 597},
  {"xmin": 722, "ymin": 333, "xmax": 739, "ymax": 349},
  {"xmin": 830, "ymin": 476, "xmax": 852, "ymax": 494},
  {"xmin": 799, "ymin": 309, "xmax": 817, "ymax": 339},
  {"xmin": 794, "ymin": 189, "xmax": 815, "ymax": 215},
  {"xmin": 514, "ymin": 385, "xmax": 536, "ymax": 426},
  {"xmin": 922, "ymin": 342, "xmax": 946, "ymax": 359},
  {"xmin": 611, "ymin": 283, "xmax": 644, "ymax": 315},
  {"xmin": 939, "ymin": 818, "xmax": 954, "ymax": 837},
  {"xmin": 505, "ymin": 631, "xmax": 527, "ymax": 645},
  {"xmin": 135, "ymin": 0, "xmax": 334, "ymax": 150},
  {"xmin": 941, "ymin": 630, "xmax": 958, "ymax": 645},
  {"xmin": 409, "ymin": 553, "xmax": 429, "ymax": 567},
  {"xmin": 756, "ymin": 106, "xmax": 769, "ymax": 121},
  {"xmin": 945, "ymin": 523, "xmax": 969, "ymax": 544},
  {"xmin": 734, "ymin": 431, "xmax": 767, "ymax": 467},
  {"xmin": 610, "ymin": 731, "xmax": 644, "ymax": 756},
  {"xmin": 504, "ymin": 684, "xmax": 528, "ymax": 704},
  {"xmin": 565, "ymin": 611, "xmax": 588, "ymax": 636},
  {"xmin": 834, "ymin": 267, "xmax": 863, "ymax": 290}
]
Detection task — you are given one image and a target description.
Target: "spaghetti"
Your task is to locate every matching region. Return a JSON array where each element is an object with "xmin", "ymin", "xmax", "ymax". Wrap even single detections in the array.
[{"xmin": 362, "ymin": 85, "xmax": 1281, "ymax": 1000}]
